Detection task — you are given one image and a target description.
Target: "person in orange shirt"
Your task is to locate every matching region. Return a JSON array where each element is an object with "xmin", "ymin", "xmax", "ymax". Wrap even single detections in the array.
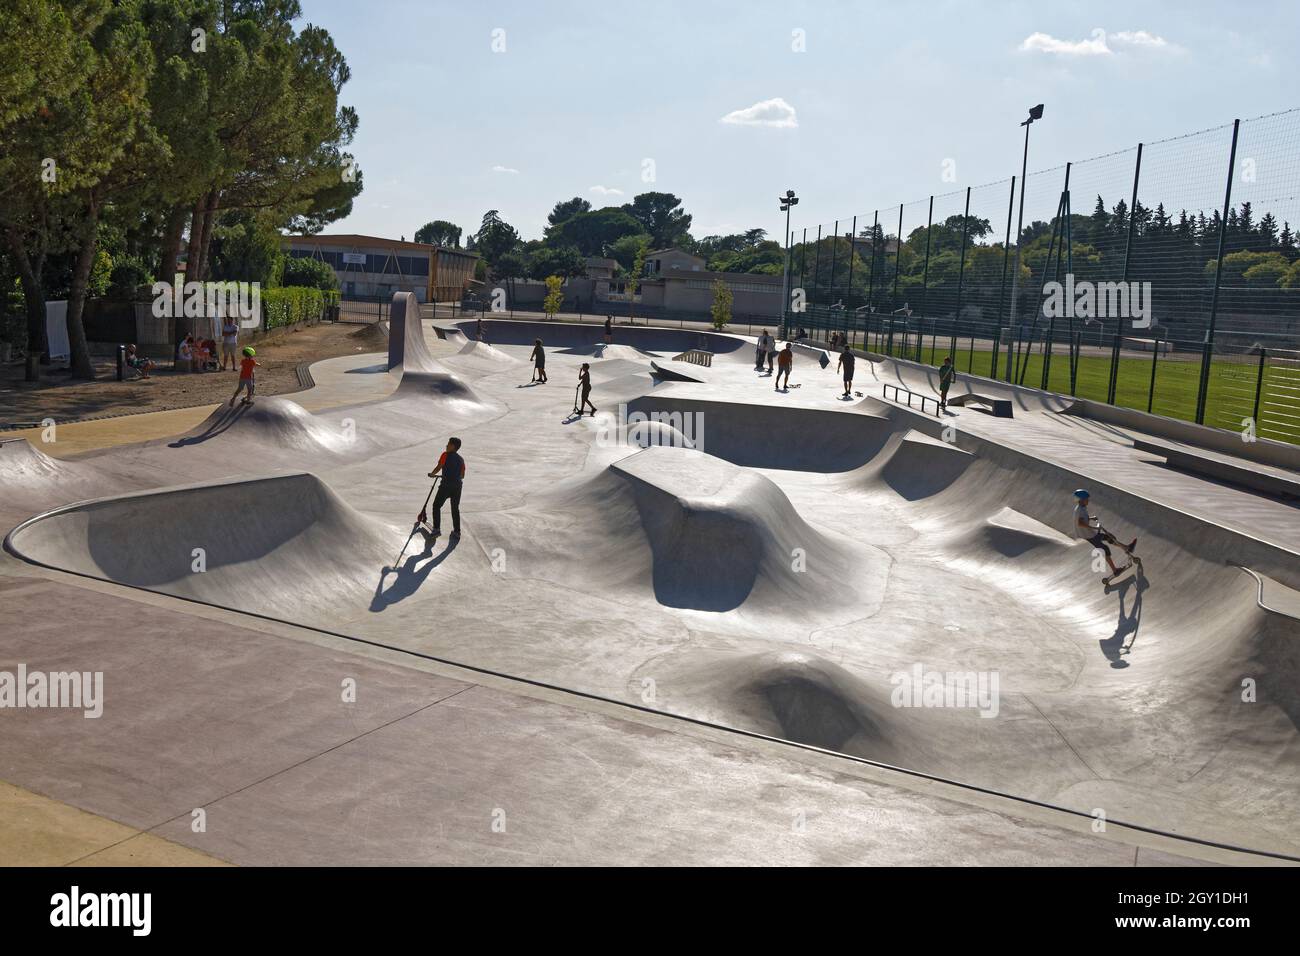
[
  {"xmin": 229, "ymin": 346, "xmax": 260, "ymax": 406},
  {"xmin": 423, "ymin": 437, "xmax": 466, "ymax": 538}
]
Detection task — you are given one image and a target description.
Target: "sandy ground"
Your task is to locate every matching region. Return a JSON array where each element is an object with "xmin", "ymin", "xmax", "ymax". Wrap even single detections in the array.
[{"xmin": 0, "ymin": 321, "xmax": 388, "ymax": 428}]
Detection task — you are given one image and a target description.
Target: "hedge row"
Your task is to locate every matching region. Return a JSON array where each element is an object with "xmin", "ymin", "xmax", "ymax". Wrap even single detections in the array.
[{"xmin": 262, "ymin": 286, "xmax": 327, "ymax": 330}]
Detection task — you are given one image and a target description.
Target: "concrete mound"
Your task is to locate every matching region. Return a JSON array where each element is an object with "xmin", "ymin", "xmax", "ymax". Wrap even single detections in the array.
[
  {"xmin": 636, "ymin": 648, "xmax": 993, "ymax": 777},
  {"xmin": 6, "ymin": 472, "xmax": 395, "ymax": 621},
  {"xmin": 172, "ymin": 397, "xmax": 356, "ymax": 453},
  {"xmin": 878, "ymin": 430, "xmax": 974, "ymax": 500},
  {"xmin": 392, "ymin": 369, "xmax": 488, "ymax": 411},
  {"xmin": 958, "ymin": 506, "xmax": 1079, "ymax": 559},
  {"xmin": 624, "ymin": 418, "xmax": 695, "ymax": 450},
  {"xmin": 457, "ymin": 340, "xmax": 518, "ymax": 364},
  {"xmin": 623, "ymin": 394, "xmax": 895, "ymax": 472},
  {"xmin": 611, "ymin": 446, "xmax": 864, "ymax": 614},
  {"xmin": 0, "ymin": 437, "xmax": 65, "ymax": 483}
]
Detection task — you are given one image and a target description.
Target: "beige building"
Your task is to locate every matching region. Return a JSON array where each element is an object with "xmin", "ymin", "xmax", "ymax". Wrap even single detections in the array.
[
  {"xmin": 594, "ymin": 247, "xmax": 781, "ymax": 319},
  {"xmin": 282, "ymin": 233, "xmax": 477, "ymax": 302}
]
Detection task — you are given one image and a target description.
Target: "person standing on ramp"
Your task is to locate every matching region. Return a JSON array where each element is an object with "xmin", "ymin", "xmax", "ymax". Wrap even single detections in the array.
[
  {"xmin": 425, "ymin": 437, "xmax": 467, "ymax": 539},
  {"xmin": 775, "ymin": 343, "xmax": 793, "ymax": 391},
  {"xmin": 837, "ymin": 344, "xmax": 856, "ymax": 398},
  {"xmin": 755, "ymin": 329, "xmax": 773, "ymax": 371},
  {"xmin": 578, "ymin": 363, "xmax": 597, "ymax": 416},
  {"xmin": 938, "ymin": 355, "xmax": 956, "ymax": 409},
  {"xmin": 604, "ymin": 315, "xmax": 613, "ymax": 345},
  {"xmin": 530, "ymin": 338, "xmax": 548, "ymax": 383}
]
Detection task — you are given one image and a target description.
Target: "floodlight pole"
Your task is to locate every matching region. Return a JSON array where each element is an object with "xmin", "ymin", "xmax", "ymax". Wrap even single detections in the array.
[
  {"xmin": 779, "ymin": 190, "xmax": 798, "ymax": 337},
  {"xmin": 1007, "ymin": 105, "xmax": 1043, "ymax": 379}
]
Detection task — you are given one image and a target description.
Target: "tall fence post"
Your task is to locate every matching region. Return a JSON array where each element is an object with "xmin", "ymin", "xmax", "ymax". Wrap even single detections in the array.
[
  {"xmin": 798, "ymin": 227, "xmax": 807, "ymax": 325},
  {"xmin": 845, "ymin": 215, "xmax": 858, "ymax": 344},
  {"xmin": 1107, "ymin": 333, "xmax": 1122, "ymax": 404},
  {"xmin": 892, "ymin": 203, "xmax": 904, "ymax": 313},
  {"xmin": 866, "ymin": 210, "xmax": 879, "ymax": 316},
  {"xmin": 952, "ymin": 187, "xmax": 972, "ymax": 363},
  {"xmin": 1196, "ymin": 118, "xmax": 1241, "ymax": 425},
  {"xmin": 1147, "ymin": 336, "xmax": 1160, "ymax": 413},
  {"xmin": 1253, "ymin": 347, "xmax": 1267, "ymax": 426},
  {"xmin": 920, "ymin": 196, "xmax": 934, "ymax": 323},
  {"xmin": 996, "ymin": 176, "xmax": 1016, "ymax": 334},
  {"xmin": 1114, "ymin": 142, "xmax": 1144, "ymax": 407},
  {"xmin": 811, "ymin": 225, "xmax": 823, "ymax": 335},
  {"xmin": 828, "ymin": 220, "xmax": 839, "ymax": 314}
]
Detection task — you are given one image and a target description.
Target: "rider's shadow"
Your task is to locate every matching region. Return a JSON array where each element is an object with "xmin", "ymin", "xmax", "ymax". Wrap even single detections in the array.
[
  {"xmin": 370, "ymin": 536, "xmax": 459, "ymax": 611},
  {"xmin": 1098, "ymin": 572, "xmax": 1149, "ymax": 668}
]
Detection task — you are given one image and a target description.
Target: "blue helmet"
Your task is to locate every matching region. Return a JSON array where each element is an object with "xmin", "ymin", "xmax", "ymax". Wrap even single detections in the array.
[{"xmin": 1073, "ymin": 489, "xmax": 1090, "ymax": 500}]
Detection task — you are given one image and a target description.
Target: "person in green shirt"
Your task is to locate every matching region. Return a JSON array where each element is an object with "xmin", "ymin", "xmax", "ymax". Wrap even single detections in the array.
[{"xmin": 938, "ymin": 355, "xmax": 956, "ymax": 409}]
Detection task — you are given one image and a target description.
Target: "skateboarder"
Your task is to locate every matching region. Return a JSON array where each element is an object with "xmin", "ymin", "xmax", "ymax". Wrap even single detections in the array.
[
  {"xmin": 425, "ymin": 437, "xmax": 466, "ymax": 538},
  {"xmin": 577, "ymin": 363, "xmax": 597, "ymax": 416},
  {"xmin": 229, "ymin": 347, "xmax": 259, "ymax": 406},
  {"xmin": 530, "ymin": 338, "xmax": 547, "ymax": 383},
  {"xmin": 775, "ymin": 343, "xmax": 793, "ymax": 391},
  {"xmin": 604, "ymin": 315, "xmax": 613, "ymax": 345},
  {"xmin": 837, "ymin": 344, "xmax": 855, "ymax": 397},
  {"xmin": 1073, "ymin": 489, "xmax": 1137, "ymax": 583},
  {"xmin": 938, "ymin": 355, "xmax": 956, "ymax": 409}
]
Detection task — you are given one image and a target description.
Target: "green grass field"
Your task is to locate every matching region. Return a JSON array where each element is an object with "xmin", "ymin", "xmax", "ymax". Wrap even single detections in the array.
[{"xmin": 880, "ymin": 337, "xmax": 1300, "ymax": 445}]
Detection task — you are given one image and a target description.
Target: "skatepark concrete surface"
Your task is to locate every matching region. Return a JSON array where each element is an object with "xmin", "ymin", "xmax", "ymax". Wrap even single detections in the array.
[{"xmin": 2, "ymin": 296, "xmax": 1298, "ymax": 866}]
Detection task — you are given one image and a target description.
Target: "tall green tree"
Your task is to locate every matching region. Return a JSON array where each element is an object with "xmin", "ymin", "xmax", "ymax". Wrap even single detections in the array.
[
  {"xmin": 414, "ymin": 220, "xmax": 462, "ymax": 247},
  {"xmin": 621, "ymin": 192, "xmax": 692, "ymax": 248}
]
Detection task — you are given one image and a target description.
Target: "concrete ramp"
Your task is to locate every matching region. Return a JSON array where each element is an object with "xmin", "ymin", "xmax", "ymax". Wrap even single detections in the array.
[
  {"xmin": 386, "ymin": 291, "xmax": 439, "ymax": 373},
  {"xmin": 456, "ymin": 340, "xmax": 519, "ymax": 364},
  {"xmin": 650, "ymin": 358, "xmax": 710, "ymax": 383},
  {"xmin": 392, "ymin": 369, "xmax": 489, "ymax": 413},
  {"xmin": 611, "ymin": 447, "xmax": 873, "ymax": 615},
  {"xmin": 6, "ymin": 472, "xmax": 397, "ymax": 621},
  {"xmin": 623, "ymin": 394, "xmax": 896, "ymax": 472},
  {"xmin": 170, "ymin": 397, "xmax": 358, "ymax": 454},
  {"xmin": 876, "ymin": 430, "xmax": 975, "ymax": 500},
  {"xmin": 1, "ymin": 437, "xmax": 66, "ymax": 483}
]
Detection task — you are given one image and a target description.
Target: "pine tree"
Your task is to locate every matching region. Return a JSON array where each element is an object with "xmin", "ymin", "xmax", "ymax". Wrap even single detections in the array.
[
  {"xmin": 1280, "ymin": 222, "xmax": 1296, "ymax": 259},
  {"xmin": 1258, "ymin": 212, "xmax": 1278, "ymax": 248}
]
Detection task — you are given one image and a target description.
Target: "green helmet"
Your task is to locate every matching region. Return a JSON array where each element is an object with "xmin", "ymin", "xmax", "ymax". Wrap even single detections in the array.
[{"xmin": 242, "ymin": 346, "xmax": 255, "ymax": 357}]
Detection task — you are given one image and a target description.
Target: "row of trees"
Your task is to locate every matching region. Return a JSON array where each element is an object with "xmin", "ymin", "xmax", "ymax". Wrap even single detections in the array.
[
  {"xmin": 0, "ymin": 0, "xmax": 361, "ymax": 380},
  {"xmin": 413, "ymin": 192, "xmax": 788, "ymax": 293}
]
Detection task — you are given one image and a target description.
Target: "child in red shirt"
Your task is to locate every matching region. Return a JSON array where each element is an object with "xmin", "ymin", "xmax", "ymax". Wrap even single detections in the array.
[{"xmin": 229, "ymin": 346, "xmax": 260, "ymax": 406}]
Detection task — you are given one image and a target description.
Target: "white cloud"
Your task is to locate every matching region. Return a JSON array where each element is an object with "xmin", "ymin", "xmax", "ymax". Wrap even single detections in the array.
[
  {"xmin": 719, "ymin": 97, "xmax": 798, "ymax": 129},
  {"xmin": 1020, "ymin": 28, "xmax": 1110, "ymax": 55},
  {"xmin": 1019, "ymin": 28, "xmax": 1172, "ymax": 56},
  {"xmin": 1111, "ymin": 30, "xmax": 1168, "ymax": 48},
  {"xmin": 491, "ymin": 165, "xmax": 520, "ymax": 174},
  {"xmin": 589, "ymin": 185, "xmax": 624, "ymax": 196}
]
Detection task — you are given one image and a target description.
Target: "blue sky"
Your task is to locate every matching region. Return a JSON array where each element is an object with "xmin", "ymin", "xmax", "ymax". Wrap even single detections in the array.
[{"xmin": 306, "ymin": 0, "xmax": 1298, "ymax": 244}]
